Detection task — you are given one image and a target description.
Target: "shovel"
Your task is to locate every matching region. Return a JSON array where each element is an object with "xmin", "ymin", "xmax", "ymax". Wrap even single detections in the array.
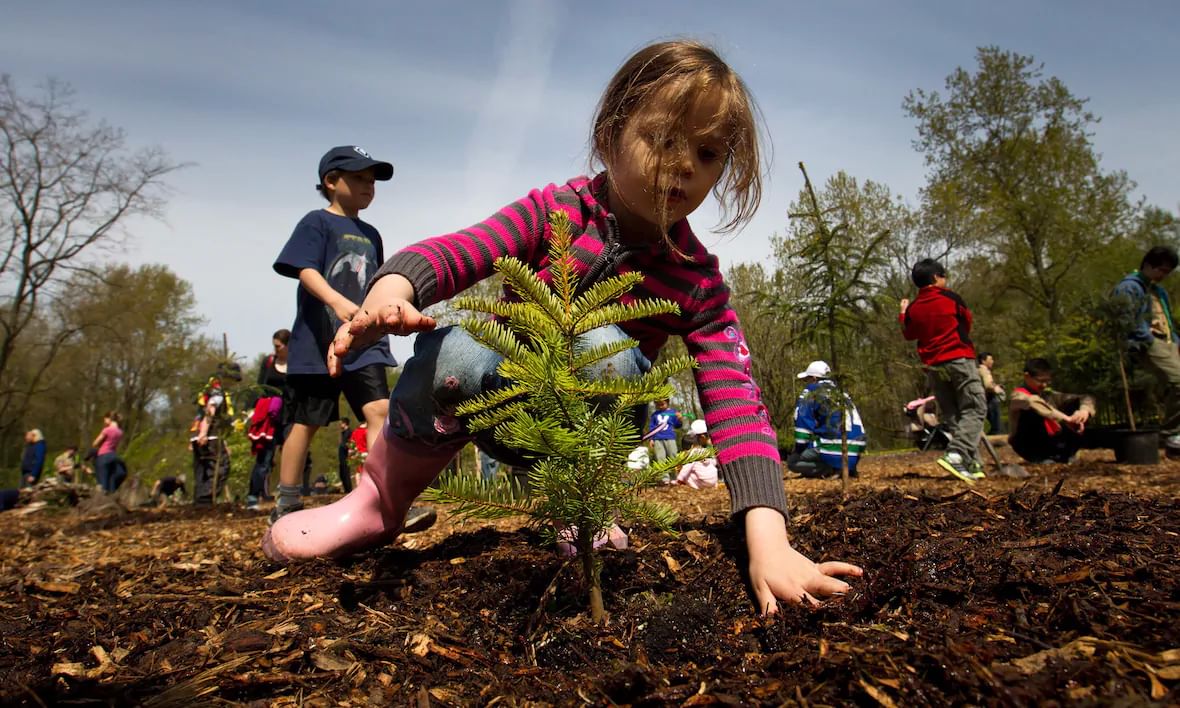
[{"xmin": 980, "ymin": 435, "xmax": 1029, "ymax": 479}]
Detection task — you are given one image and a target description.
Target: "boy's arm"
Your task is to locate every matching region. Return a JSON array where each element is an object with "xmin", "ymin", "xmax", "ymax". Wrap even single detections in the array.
[
  {"xmin": 898, "ymin": 299, "xmax": 919, "ymax": 340},
  {"xmin": 1010, "ymin": 388, "xmax": 1067, "ymax": 421},
  {"xmin": 298, "ymin": 269, "xmax": 359, "ymax": 323}
]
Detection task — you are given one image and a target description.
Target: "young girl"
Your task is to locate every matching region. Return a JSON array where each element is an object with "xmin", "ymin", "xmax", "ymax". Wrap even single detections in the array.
[{"xmin": 263, "ymin": 40, "xmax": 861, "ymax": 612}]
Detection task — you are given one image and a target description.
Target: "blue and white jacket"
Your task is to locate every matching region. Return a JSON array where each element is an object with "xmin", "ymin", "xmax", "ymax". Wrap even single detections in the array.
[{"xmin": 792, "ymin": 380, "xmax": 867, "ymax": 472}]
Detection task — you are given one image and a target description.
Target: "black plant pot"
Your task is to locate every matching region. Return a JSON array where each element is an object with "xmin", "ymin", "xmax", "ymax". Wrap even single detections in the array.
[{"xmin": 1111, "ymin": 429, "xmax": 1160, "ymax": 465}]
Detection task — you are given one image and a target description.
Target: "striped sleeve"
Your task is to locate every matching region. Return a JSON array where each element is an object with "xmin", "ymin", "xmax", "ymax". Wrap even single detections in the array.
[
  {"xmin": 681, "ymin": 274, "xmax": 789, "ymax": 520},
  {"xmin": 370, "ymin": 187, "xmax": 553, "ymax": 309}
]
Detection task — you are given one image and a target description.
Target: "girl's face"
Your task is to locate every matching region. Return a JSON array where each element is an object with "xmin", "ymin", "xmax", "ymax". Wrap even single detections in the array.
[
  {"xmin": 608, "ymin": 86, "xmax": 729, "ymax": 237},
  {"xmin": 273, "ymin": 338, "xmax": 288, "ymax": 358}
]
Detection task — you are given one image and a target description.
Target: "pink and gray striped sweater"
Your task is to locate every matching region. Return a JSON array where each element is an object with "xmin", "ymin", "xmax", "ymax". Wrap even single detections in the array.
[{"xmin": 373, "ymin": 174, "xmax": 788, "ymax": 519}]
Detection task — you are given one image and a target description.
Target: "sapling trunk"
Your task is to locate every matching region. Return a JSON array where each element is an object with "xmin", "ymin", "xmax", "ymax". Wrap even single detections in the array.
[
  {"xmin": 1117, "ymin": 351, "xmax": 1137, "ymax": 431},
  {"xmin": 579, "ymin": 532, "xmax": 605, "ymax": 624}
]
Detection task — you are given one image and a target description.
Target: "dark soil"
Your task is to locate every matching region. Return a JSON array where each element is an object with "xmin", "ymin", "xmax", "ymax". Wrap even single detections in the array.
[{"xmin": 0, "ymin": 448, "xmax": 1177, "ymax": 706}]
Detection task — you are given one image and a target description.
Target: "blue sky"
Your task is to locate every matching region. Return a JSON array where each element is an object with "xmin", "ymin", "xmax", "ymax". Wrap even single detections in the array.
[{"xmin": 3, "ymin": 1, "xmax": 1177, "ymax": 364}]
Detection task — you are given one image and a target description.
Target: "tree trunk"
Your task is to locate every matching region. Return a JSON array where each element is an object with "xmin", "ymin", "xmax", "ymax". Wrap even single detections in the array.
[{"xmin": 579, "ymin": 535, "xmax": 605, "ymax": 624}]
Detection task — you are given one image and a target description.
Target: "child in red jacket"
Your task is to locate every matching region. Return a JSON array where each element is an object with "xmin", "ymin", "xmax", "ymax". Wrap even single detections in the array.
[{"xmin": 899, "ymin": 259, "xmax": 986, "ymax": 483}]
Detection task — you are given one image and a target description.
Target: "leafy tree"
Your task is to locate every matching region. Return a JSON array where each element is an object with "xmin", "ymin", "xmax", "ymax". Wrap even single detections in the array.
[
  {"xmin": 423, "ymin": 211, "xmax": 697, "ymax": 623},
  {"xmin": 0, "ymin": 76, "xmax": 182, "ymax": 442},
  {"xmin": 760, "ymin": 164, "xmax": 892, "ymax": 492},
  {"xmin": 904, "ymin": 47, "xmax": 1135, "ymax": 329},
  {"xmin": 15, "ymin": 264, "xmax": 217, "ymax": 462}
]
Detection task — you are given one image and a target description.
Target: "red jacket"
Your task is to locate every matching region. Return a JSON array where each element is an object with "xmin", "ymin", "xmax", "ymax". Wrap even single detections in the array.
[{"xmin": 899, "ymin": 286, "xmax": 976, "ymax": 365}]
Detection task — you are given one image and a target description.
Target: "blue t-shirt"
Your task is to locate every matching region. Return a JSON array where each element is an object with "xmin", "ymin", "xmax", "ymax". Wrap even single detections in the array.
[
  {"xmin": 274, "ymin": 210, "xmax": 397, "ymax": 375},
  {"xmin": 648, "ymin": 408, "xmax": 682, "ymax": 440}
]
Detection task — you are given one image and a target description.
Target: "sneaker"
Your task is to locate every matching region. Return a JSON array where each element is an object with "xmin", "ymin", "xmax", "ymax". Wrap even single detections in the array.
[
  {"xmin": 268, "ymin": 501, "xmax": 304, "ymax": 526},
  {"xmin": 1164, "ymin": 434, "xmax": 1180, "ymax": 450},
  {"xmin": 969, "ymin": 459, "xmax": 987, "ymax": 481},
  {"xmin": 245, "ymin": 495, "xmax": 260, "ymax": 511},
  {"xmin": 402, "ymin": 505, "xmax": 437, "ymax": 534},
  {"xmin": 937, "ymin": 453, "xmax": 976, "ymax": 485}
]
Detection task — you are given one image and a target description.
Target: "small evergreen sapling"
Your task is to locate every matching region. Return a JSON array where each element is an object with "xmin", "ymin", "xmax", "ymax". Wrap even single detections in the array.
[{"xmin": 422, "ymin": 211, "xmax": 703, "ymax": 623}]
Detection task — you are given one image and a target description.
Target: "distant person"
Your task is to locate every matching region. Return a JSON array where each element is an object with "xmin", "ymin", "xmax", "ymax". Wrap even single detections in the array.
[
  {"xmin": 977, "ymin": 351, "xmax": 1005, "ymax": 434},
  {"xmin": 190, "ymin": 369, "xmax": 238, "ymax": 506},
  {"xmin": 256, "ymin": 328, "xmax": 314, "ymax": 496},
  {"xmin": 675, "ymin": 418, "xmax": 718, "ymax": 489},
  {"xmin": 0, "ymin": 488, "xmax": 19, "ymax": 512},
  {"xmin": 786, "ymin": 361, "xmax": 866, "ymax": 479},
  {"xmin": 91, "ymin": 413, "xmax": 124, "ymax": 493},
  {"xmin": 1112, "ymin": 245, "xmax": 1180, "ymax": 451},
  {"xmin": 248, "ymin": 329, "xmax": 293, "ymax": 508},
  {"xmin": 20, "ymin": 429, "xmax": 47, "ymax": 488},
  {"xmin": 900, "ymin": 258, "xmax": 986, "ymax": 484},
  {"xmin": 647, "ymin": 399, "xmax": 684, "ymax": 473},
  {"xmin": 348, "ymin": 421, "xmax": 368, "ymax": 483},
  {"xmin": 479, "ymin": 449, "xmax": 500, "ymax": 482},
  {"xmin": 149, "ymin": 475, "xmax": 187, "ymax": 506},
  {"xmin": 1009, "ymin": 358, "xmax": 1096, "ymax": 464},
  {"xmin": 53, "ymin": 445, "xmax": 80, "ymax": 483}
]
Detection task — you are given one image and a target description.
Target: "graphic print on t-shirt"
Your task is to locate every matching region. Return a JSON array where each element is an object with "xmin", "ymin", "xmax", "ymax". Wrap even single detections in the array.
[{"xmin": 325, "ymin": 232, "xmax": 380, "ymax": 333}]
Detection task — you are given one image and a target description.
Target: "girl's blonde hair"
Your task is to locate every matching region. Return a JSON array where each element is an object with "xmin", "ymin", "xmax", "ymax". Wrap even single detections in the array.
[
  {"xmin": 591, "ymin": 39, "xmax": 764, "ymax": 237},
  {"xmin": 28, "ymin": 429, "xmax": 43, "ymax": 443}
]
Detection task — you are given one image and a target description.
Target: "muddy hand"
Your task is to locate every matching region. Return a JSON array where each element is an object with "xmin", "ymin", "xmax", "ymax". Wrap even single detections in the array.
[
  {"xmin": 328, "ymin": 300, "xmax": 437, "ymax": 377},
  {"xmin": 745, "ymin": 507, "xmax": 862, "ymax": 614}
]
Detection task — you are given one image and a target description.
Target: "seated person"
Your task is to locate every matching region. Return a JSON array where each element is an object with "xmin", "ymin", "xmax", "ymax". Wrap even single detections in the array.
[
  {"xmin": 149, "ymin": 475, "xmax": 187, "ymax": 505},
  {"xmin": 1008, "ymin": 358, "xmax": 1096, "ymax": 463},
  {"xmin": 787, "ymin": 361, "xmax": 867, "ymax": 478},
  {"xmin": 53, "ymin": 446, "xmax": 80, "ymax": 483},
  {"xmin": 675, "ymin": 419, "xmax": 718, "ymax": 489}
]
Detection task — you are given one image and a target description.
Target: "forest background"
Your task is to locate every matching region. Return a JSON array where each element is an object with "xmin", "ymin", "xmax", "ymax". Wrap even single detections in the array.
[{"xmin": 1, "ymin": 47, "xmax": 1177, "ymax": 495}]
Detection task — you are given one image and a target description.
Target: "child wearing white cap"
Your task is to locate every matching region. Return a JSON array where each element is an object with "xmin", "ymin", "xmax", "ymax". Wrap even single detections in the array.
[
  {"xmin": 675, "ymin": 418, "xmax": 719, "ymax": 488},
  {"xmin": 788, "ymin": 361, "xmax": 867, "ymax": 478}
]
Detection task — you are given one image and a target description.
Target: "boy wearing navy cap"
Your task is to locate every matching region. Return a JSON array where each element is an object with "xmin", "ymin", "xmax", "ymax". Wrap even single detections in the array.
[{"xmin": 270, "ymin": 146, "xmax": 406, "ymax": 523}]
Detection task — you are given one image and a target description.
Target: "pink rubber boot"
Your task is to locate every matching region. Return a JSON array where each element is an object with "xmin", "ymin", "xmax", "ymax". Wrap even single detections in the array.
[
  {"xmin": 554, "ymin": 522, "xmax": 629, "ymax": 557},
  {"xmin": 262, "ymin": 427, "xmax": 456, "ymax": 563}
]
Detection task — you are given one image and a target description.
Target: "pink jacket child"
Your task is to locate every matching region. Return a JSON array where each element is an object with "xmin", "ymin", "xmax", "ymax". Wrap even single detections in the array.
[
  {"xmin": 676, "ymin": 419, "xmax": 718, "ymax": 489},
  {"xmin": 262, "ymin": 40, "xmax": 863, "ymax": 614}
]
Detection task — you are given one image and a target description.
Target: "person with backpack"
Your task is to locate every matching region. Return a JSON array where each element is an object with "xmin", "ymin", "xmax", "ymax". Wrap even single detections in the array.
[{"xmin": 190, "ymin": 365, "xmax": 240, "ymax": 506}]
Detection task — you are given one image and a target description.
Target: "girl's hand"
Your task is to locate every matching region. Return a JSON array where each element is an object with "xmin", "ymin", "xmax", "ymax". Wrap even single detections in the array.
[
  {"xmin": 328, "ymin": 275, "xmax": 437, "ymax": 377},
  {"xmin": 745, "ymin": 507, "xmax": 862, "ymax": 613}
]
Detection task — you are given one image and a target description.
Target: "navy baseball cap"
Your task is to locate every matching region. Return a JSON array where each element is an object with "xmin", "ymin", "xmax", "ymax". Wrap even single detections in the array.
[{"xmin": 317, "ymin": 146, "xmax": 394, "ymax": 181}]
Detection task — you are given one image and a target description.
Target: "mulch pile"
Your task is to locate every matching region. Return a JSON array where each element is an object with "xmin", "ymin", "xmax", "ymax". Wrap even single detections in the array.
[{"xmin": 0, "ymin": 450, "xmax": 1176, "ymax": 706}]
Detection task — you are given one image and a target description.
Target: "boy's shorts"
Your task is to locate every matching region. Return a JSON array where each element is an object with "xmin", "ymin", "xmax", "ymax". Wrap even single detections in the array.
[
  {"xmin": 288, "ymin": 364, "xmax": 390, "ymax": 427},
  {"xmin": 387, "ymin": 325, "xmax": 650, "ymax": 467}
]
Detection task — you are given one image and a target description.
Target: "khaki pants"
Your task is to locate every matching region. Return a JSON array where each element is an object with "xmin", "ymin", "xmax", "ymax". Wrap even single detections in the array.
[
  {"xmin": 1141, "ymin": 337, "xmax": 1180, "ymax": 436},
  {"xmin": 927, "ymin": 358, "xmax": 987, "ymax": 463}
]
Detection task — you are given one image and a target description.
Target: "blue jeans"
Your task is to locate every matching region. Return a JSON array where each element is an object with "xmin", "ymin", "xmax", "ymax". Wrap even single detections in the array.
[
  {"xmin": 388, "ymin": 325, "xmax": 651, "ymax": 467},
  {"xmin": 249, "ymin": 442, "xmax": 275, "ymax": 499},
  {"xmin": 96, "ymin": 453, "xmax": 119, "ymax": 493}
]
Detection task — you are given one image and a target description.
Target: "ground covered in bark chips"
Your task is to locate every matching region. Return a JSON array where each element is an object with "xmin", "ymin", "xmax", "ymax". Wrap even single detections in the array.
[{"xmin": 1, "ymin": 446, "xmax": 1177, "ymax": 706}]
